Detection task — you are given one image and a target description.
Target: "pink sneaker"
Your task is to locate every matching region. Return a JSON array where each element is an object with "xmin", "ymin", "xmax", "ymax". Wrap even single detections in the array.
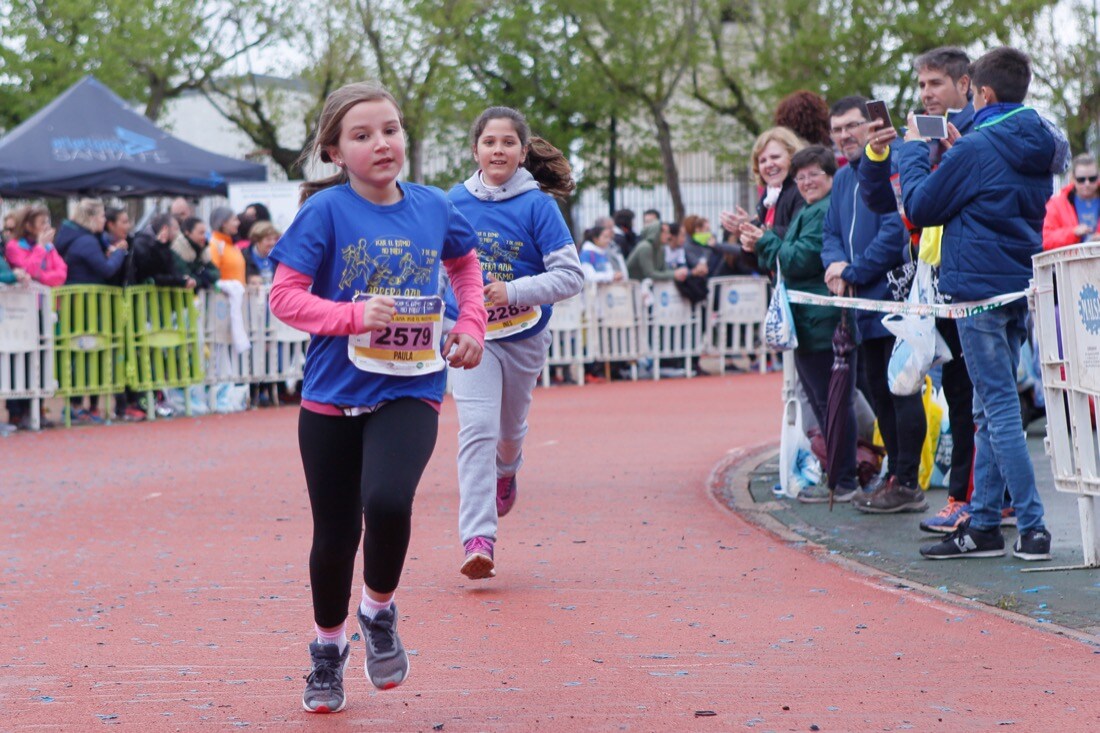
[
  {"xmin": 496, "ymin": 476, "xmax": 517, "ymax": 517},
  {"xmin": 460, "ymin": 537, "xmax": 495, "ymax": 579}
]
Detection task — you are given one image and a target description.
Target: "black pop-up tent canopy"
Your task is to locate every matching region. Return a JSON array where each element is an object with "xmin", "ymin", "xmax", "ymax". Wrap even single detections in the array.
[{"xmin": 0, "ymin": 76, "xmax": 266, "ymax": 198}]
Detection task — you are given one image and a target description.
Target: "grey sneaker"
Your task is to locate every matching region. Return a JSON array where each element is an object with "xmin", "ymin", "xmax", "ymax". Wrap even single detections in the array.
[
  {"xmin": 854, "ymin": 477, "xmax": 928, "ymax": 514},
  {"xmin": 356, "ymin": 603, "xmax": 409, "ymax": 690},
  {"xmin": 302, "ymin": 641, "xmax": 349, "ymax": 713},
  {"xmin": 796, "ymin": 483, "xmax": 832, "ymax": 503}
]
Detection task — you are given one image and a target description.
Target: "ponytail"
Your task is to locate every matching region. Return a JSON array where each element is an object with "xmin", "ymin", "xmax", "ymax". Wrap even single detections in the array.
[
  {"xmin": 299, "ymin": 170, "xmax": 349, "ymax": 206},
  {"xmin": 525, "ymin": 137, "xmax": 575, "ymax": 200}
]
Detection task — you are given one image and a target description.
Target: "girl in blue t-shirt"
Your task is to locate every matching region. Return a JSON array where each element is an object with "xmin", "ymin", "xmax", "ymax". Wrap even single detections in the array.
[
  {"xmin": 268, "ymin": 81, "xmax": 487, "ymax": 713},
  {"xmin": 447, "ymin": 106, "xmax": 584, "ymax": 581}
]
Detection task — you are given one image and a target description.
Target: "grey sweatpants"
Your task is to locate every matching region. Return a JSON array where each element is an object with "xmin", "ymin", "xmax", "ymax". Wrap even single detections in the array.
[{"xmin": 450, "ymin": 329, "xmax": 551, "ymax": 544}]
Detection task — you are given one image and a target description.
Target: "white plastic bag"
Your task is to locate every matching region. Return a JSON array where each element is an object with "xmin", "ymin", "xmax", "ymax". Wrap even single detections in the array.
[
  {"xmin": 882, "ymin": 262, "xmax": 950, "ymax": 395},
  {"xmin": 212, "ymin": 383, "xmax": 250, "ymax": 413},
  {"xmin": 764, "ymin": 262, "xmax": 799, "ymax": 351}
]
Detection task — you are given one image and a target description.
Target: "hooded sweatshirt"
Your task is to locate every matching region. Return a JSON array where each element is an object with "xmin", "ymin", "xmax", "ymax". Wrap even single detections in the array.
[
  {"xmin": 898, "ymin": 104, "xmax": 1061, "ymax": 301},
  {"xmin": 444, "ymin": 168, "xmax": 583, "ymax": 341},
  {"xmin": 626, "ymin": 220, "xmax": 677, "ymax": 281}
]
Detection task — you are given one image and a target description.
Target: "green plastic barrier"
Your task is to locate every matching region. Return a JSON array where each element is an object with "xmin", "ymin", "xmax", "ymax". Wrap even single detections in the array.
[
  {"xmin": 124, "ymin": 286, "xmax": 204, "ymax": 419},
  {"xmin": 53, "ymin": 285, "xmax": 127, "ymax": 424}
]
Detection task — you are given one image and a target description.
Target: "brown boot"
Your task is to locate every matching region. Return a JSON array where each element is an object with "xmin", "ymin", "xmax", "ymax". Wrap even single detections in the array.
[{"xmin": 854, "ymin": 477, "xmax": 929, "ymax": 514}]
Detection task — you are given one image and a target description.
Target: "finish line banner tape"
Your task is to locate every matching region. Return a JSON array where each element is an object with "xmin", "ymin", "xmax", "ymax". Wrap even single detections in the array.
[{"xmin": 785, "ymin": 289, "xmax": 1027, "ymax": 319}]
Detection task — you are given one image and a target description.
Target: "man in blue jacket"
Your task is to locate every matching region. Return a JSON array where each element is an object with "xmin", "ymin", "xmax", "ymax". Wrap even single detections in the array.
[
  {"xmin": 900, "ymin": 47, "xmax": 1060, "ymax": 561},
  {"xmin": 858, "ymin": 47, "xmax": 981, "ymax": 533},
  {"xmin": 820, "ymin": 96, "xmax": 926, "ymax": 513}
]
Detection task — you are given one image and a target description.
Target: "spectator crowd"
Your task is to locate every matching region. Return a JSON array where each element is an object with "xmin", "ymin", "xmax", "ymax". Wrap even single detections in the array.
[
  {"xmin": 572, "ymin": 45, "xmax": 1073, "ymax": 562},
  {"xmin": 1, "ymin": 196, "xmax": 282, "ymax": 427}
]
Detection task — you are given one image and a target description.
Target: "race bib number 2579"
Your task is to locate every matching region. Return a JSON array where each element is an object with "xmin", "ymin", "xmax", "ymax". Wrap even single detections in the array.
[{"xmin": 348, "ymin": 295, "xmax": 445, "ymax": 375}]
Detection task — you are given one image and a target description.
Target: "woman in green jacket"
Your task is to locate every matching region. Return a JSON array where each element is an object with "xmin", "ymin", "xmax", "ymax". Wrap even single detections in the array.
[{"xmin": 742, "ymin": 144, "xmax": 857, "ymax": 501}]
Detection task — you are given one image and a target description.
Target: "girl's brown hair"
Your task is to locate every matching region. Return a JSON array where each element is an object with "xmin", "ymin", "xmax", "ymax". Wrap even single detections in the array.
[
  {"xmin": 681, "ymin": 214, "xmax": 706, "ymax": 236},
  {"xmin": 12, "ymin": 205, "xmax": 50, "ymax": 242},
  {"xmin": 470, "ymin": 106, "xmax": 575, "ymax": 200},
  {"xmin": 298, "ymin": 81, "xmax": 404, "ymax": 205}
]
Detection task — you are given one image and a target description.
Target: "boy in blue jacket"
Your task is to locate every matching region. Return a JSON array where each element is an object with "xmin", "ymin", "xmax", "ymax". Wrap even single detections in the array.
[{"xmin": 900, "ymin": 47, "xmax": 1058, "ymax": 561}]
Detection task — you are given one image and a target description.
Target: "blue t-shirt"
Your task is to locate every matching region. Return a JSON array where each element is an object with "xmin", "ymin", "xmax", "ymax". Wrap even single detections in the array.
[
  {"xmin": 270, "ymin": 182, "xmax": 478, "ymax": 406},
  {"xmin": 444, "ymin": 184, "xmax": 574, "ymax": 341},
  {"xmin": 1075, "ymin": 196, "xmax": 1100, "ymax": 239}
]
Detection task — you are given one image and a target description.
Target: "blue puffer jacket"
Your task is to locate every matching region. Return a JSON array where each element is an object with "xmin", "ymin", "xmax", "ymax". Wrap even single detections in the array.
[
  {"xmin": 55, "ymin": 219, "xmax": 126, "ymax": 285},
  {"xmin": 898, "ymin": 105, "xmax": 1058, "ymax": 301},
  {"xmin": 858, "ymin": 104, "xmax": 976, "ymax": 216},
  {"xmin": 821, "ymin": 155, "xmax": 908, "ymax": 340}
]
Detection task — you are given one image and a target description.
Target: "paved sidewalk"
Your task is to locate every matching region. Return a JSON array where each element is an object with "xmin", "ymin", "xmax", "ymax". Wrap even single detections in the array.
[
  {"xmin": 2, "ymin": 374, "xmax": 1098, "ymax": 731},
  {"xmin": 730, "ymin": 421, "xmax": 1100, "ymax": 636}
]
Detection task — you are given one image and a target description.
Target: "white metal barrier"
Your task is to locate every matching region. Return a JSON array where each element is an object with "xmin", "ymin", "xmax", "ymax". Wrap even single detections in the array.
[
  {"xmin": 707, "ymin": 276, "xmax": 769, "ymax": 374},
  {"xmin": 538, "ymin": 277, "xmax": 771, "ymax": 387},
  {"xmin": 0, "ymin": 284, "xmax": 56, "ymax": 429},
  {"xmin": 201, "ymin": 285, "xmax": 310, "ymax": 390},
  {"xmin": 593, "ymin": 281, "xmax": 647, "ymax": 381},
  {"xmin": 541, "ymin": 285, "xmax": 594, "ymax": 387},
  {"xmin": 646, "ymin": 280, "xmax": 705, "ymax": 379},
  {"xmin": 1031, "ymin": 245, "xmax": 1100, "ymax": 569}
]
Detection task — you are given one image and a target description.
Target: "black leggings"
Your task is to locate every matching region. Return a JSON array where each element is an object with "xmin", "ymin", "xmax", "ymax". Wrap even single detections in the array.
[
  {"xmin": 861, "ymin": 336, "xmax": 926, "ymax": 488},
  {"xmin": 298, "ymin": 399, "xmax": 438, "ymax": 628}
]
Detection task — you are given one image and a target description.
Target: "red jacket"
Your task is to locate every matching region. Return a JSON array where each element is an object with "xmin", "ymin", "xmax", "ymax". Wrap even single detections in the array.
[{"xmin": 1043, "ymin": 183, "xmax": 1100, "ymax": 250}]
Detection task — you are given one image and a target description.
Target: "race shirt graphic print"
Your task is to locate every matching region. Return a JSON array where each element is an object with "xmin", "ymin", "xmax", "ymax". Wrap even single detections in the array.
[{"xmin": 342, "ymin": 235, "xmax": 446, "ymax": 375}]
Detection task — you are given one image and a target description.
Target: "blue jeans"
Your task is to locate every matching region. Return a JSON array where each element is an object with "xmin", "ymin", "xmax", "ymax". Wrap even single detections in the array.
[{"xmin": 956, "ymin": 302, "xmax": 1045, "ymax": 533}]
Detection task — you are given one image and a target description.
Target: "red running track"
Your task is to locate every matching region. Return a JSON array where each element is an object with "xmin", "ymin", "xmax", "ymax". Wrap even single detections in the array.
[{"xmin": 2, "ymin": 373, "xmax": 1097, "ymax": 730}]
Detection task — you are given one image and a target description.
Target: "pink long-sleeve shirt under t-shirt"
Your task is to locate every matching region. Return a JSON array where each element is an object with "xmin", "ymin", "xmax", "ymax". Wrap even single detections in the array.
[{"xmin": 268, "ymin": 249, "xmax": 487, "ymax": 416}]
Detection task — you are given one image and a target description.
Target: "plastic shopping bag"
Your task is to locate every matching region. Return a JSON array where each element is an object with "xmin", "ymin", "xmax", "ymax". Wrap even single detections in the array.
[
  {"xmin": 882, "ymin": 262, "xmax": 949, "ymax": 396},
  {"xmin": 764, "ymin": 262, "xmax": 799, "ymax": 351},
  {"xmin": 927, "ymin": 385, "xmax": 953, "ymax": 489},
  {"xmin": 917, "ymin": 376, "xmax": 945, "ymax": 489}
]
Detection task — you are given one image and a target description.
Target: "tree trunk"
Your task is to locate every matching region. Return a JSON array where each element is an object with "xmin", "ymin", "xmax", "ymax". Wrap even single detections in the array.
[
  {"xmin": 557, "ymin": 197, "xmax": 577, "ymax": 241},
  {"xmin": 608, "ymin": 115, "xmax": 617, "ymax": 216},
  {"xmin": 271, "ymin": 146, "xmax": 305, "ymax": 180},
  {"xmin": 651, "ymin": 103, "xmax": 684, "ymax": 222},
  {"xmin": 144, "ymin": 80, "xmax": 167, "ymax": 121},
  {"xmin": 407, "ymin": 135, "xmax": 424, "ymax": 184}
]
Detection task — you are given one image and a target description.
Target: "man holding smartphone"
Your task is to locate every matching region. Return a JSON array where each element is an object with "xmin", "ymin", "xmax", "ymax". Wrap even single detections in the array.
[
  {"xmin": 820, "ymin": 96, "xmax": 924, "ymax": 512},
  {"xmin": 856, "ymin": 47, "xmax": 985, "ymax": 536}
]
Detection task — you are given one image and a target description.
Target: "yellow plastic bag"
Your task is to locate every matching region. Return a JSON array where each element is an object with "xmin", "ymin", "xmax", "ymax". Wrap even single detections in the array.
[
  {"xmin": 918, "ymin": 226, "xmax": 942, "ymax": 266},
  {"xmin": 918, "ymin": 376, "xmax": 944, "ymax": 490},
  {"xmin": 872, "ymin": 375, "xmax": 943, "ymax": 490}
]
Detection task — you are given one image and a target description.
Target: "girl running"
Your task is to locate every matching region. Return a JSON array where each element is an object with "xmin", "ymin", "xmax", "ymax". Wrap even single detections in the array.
[
  {"xmin": 268, "ymin": 81, "xmax": 487, "ymax": 713},
  {"xmin": 447, "ymin": 106, "xmax": 584, "ymax": 580}
]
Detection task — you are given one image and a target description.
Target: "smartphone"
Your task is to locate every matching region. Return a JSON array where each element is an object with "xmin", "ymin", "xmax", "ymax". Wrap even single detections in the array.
[
  {"xmin": 866, "ymin": 100, "xmax": 892, "ymax": 131},
  {"xmin": 913, "ymin": 114, "xmax": 949, "ymax": 139}
]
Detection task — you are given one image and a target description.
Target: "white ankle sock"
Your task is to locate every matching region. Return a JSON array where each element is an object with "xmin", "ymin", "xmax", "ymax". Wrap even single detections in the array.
[
  {"xmin": 315, "ymin": 622, "xmax": 347, "ymax": 652},
  {"xmin": 359, "ymin": 589, "xmax": 393, "ymax": 620}
]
